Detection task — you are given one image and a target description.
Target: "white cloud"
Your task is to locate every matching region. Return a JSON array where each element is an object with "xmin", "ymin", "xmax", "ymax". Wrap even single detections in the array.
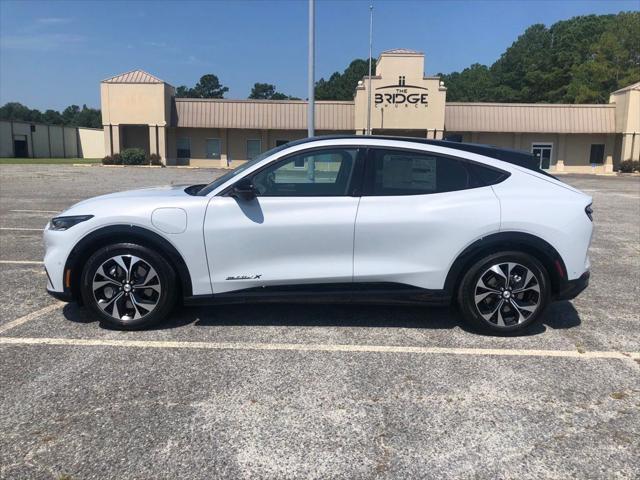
[
  {"xmin": 36, "ymin": 17, "xmax": 72, "ymax": 25},
  {"xmin": 0, "ymin": 33, "xmax": 85, "ymax": 51}
]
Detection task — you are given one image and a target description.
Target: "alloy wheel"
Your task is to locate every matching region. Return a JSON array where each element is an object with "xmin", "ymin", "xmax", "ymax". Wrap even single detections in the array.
[
  {"xmin": 92, "ymin": 255, "xmax": 162, "ymax": 321},
  {"xmin": 474, "ymin": 262, "xmax": 541, "ymax": 327}
]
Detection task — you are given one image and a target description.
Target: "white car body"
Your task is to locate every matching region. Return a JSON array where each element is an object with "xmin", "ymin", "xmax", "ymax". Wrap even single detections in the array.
[{"xmin": 44, "ymin": 136, "xmax": 593, "ymax": 331}]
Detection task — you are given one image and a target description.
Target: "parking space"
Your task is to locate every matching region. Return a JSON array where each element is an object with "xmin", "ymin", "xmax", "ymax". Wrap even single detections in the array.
[{"xmin": 1, "ymin": 165, "xmax": 638, "ymax": 479}]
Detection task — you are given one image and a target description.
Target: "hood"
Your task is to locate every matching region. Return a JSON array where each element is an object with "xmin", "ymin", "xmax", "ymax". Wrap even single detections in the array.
[{"xmin": 62, "ymin": 185, "xmax": 192, "ymax": 214}]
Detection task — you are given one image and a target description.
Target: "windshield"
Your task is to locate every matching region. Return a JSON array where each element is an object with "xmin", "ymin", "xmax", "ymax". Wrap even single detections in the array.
[{"xmin": 197, "ymin": 142, "xmax": 292, "ymax": 196}]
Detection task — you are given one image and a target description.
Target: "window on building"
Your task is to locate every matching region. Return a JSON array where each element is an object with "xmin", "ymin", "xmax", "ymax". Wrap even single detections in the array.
[
  {"xmin": 531, "ymin": 143, "xmax": 553, "ymax": 170},
  {"xmin": 589, "ymin": 144, "xmax": 605, "ymax": 164},
  {"xmin": 252, "ymin": 148, "xmax": 357, "ymax": 196},
  {"xmin": 177, "ymin": 138, "xmax": 191, "ymax": 158},
  {"xmin": 247, "ymin": 139, "xmax": 262, "ymax": 160},
  {"xmin": 206, "ymin": 139, "xmax": 221, "ymax": 160},
  {"xmin": 365, "ymin": 149, "xmax": 475, "ymax": 196},
  {"xmin": 276, "ymin": 140, "xmax": 289, "ymax": 146}
]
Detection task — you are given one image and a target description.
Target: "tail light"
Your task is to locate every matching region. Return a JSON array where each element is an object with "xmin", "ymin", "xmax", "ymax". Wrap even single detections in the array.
[{"xmin": 585, "ymin": 204, "xmax": 593, "ymax": 221}]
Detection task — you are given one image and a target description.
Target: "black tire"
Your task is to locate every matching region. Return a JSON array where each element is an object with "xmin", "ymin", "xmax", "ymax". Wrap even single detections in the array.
[
  {"xmin": 457, "ymin": 251, "xmax": 550, "ymax": 335},
  {"xmin": 80, "ymin": 243, "xmax": 177, "ymax": 330}
]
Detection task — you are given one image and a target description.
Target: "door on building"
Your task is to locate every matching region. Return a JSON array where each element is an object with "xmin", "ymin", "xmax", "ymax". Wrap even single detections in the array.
[
  {"xmin": 532, "ymin": 144, "xmax": 552, "ymax": 170},
  {"xmin": 206, "ymin": 139, "xmax": 221, "ymax": 160},
  {"xmin": 13, "ymin": 135, "xmax": 28, "ymax": 158},
  {"xmin": 203, "ymin": 147, "xmax": 363, "ymax": 294}
]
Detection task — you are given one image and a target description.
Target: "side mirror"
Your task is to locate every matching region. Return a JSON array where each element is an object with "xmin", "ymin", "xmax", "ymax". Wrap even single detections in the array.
[{"xmin": 231, "ymin": 178, "xmax": 257, "ymax": 201}]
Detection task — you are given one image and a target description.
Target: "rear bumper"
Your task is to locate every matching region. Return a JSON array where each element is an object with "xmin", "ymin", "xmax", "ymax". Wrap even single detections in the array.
[{"xmin": 554, "ymin": 271, "xmax": 590, "ymax": 301}]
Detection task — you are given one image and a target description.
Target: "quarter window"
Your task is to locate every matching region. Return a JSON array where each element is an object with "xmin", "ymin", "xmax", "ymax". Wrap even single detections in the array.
[
  {"xmin": 177, "ymin": 138, "xmax": 191, "ymax": 158},
  {"xmin": 252, "ymin": 148, "xmax": 357, "ymax": 196},
  {"xmin": 365, "ymin": 149, "xmax": 475, "ymax": 196}
]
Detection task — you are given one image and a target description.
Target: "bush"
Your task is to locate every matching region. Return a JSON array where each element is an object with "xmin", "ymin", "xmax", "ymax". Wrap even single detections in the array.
[
  {"xmin": 148, "ymin": 153, "xmax": 162, "ymax": 166},
  {"xmin": 102, "ymin": 154, "xmax": 122, "ymax": 165},
  {"xmin": 121, "ymin": 148, "xmax": 146, "ymax": 166},
  {"xmin": 618, "ymin": 160, "xmax": 635, "ymax": 173}
]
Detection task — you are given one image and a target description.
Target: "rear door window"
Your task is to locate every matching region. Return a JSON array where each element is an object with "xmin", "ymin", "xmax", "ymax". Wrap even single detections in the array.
[{"xmin": 365, "ymin": 149, "xmax": 480, "ymax": 196}]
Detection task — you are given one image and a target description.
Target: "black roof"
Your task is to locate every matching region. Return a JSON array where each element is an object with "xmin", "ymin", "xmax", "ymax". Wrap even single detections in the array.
[{"xmin": 292, "ymin": 135, "xmax": 546, "ymax": 175}]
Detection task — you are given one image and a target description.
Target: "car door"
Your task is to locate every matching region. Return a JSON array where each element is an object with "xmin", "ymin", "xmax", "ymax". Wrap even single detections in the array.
[
  {"xmin": 204, "ymin": 147, "xmax": 363, "ymax": 294},
  {"xmin": 353, "ymin": 148, "xmax": 501, "ymax": 291}
]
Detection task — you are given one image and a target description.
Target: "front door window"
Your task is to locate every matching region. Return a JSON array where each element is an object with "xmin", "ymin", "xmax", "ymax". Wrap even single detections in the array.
[
  {"xmin": 252, "ymin": 148, "xmax": 358, "ymax": 196},
  {"xmin": 532, "ymin": 144, "xmax": 552, "ymax": 170}
]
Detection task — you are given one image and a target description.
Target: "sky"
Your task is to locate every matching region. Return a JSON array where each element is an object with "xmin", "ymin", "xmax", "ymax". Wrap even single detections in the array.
[{"xmin": 0, "ymin": 0, "xmax": 637, "ymax": 111}]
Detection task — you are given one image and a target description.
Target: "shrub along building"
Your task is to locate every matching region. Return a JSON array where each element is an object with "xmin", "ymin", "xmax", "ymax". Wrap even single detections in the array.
[{"xmin": 73, "ymin": 49, "xmax": 640, "ymax": 172}]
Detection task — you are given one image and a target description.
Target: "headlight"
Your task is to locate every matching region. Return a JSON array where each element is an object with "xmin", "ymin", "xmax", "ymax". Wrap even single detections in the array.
[{"xmin": 49, "ymin": 215, "xmax": 94, "ymax": 231}]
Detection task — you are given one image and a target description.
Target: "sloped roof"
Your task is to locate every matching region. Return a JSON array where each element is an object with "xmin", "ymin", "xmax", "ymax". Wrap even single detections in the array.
[
  {"xmin": 445, "ymin": 103, "xmax": 616, "ymax": 134},
  {"xmin": 172, "ymin": 98, "xmax": 355, "ymax": 131},
  {"xmin": 102, "ymin": 69, "xmax": 165, "ymax": 84},
  {"xmin": 380, "ymin": 48, "xmax": 423, "ymax": 55},
  {"xmin": 611, "ymin": 81, "xmax": 640, "ymax": 95}
]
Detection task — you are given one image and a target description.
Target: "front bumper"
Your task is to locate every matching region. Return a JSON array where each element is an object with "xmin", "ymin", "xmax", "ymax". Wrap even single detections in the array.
[
  {"xmin": 47, "ymin": 288, "xmax": 74, "ymax": 303},
  {"xmin": 554, "ymin": 271, "xmax": 590, "ymax": 301}
]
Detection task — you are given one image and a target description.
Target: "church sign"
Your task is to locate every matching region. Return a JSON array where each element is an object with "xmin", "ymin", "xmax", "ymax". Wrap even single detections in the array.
[{"xmin": 375, "ymin": 76, "xmax": 429, "ymax": 108}]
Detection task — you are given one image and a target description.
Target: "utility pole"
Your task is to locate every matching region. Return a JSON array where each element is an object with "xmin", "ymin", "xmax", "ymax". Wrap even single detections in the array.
[
  {"xmin": 366, "ymin": 3, "xmax": 373, "ymax": 135},
  {"xmin": 308, "ymin": 0, "xmax": 315, "ymax": 137}
]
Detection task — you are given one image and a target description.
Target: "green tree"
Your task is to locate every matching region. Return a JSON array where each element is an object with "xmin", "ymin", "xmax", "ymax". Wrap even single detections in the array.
[
  {"xmin": 175, "ymin": 74, "xmax": 229, "ymax": 98},
  {"xmin": 0, "ymin": 102, "xmax": 36, "ymax": 122},
  {"xmin": 441, "ymin": 11, "xmax": 640, "ymax": 104},
  {"xmin": 75, "ymin": 104, "xmax": 102, "ymax": 128},
  {"xmin": 192, "ymin": 74, "xmax": 229, "ymax": 98},
  {"xmin": 0, "ymin": 102, "xmax": 101, "ymax": 128},
  {"xmin": 175, "ymin": 85, "xmax": 191, "ymax": 98},
  {"xmin": 61, "ymin": 105, "xmax": 80, "ymax": 125},
  {"xmin": 249, "ymin": 82, "xmax": 299, "ymax": 100},
  {"xmin": 249, "ymin": 83, "xmax": 276, "ymax": 99},
  {"xmin": 438, "ymin": 64, "xmax": 494, "ymax": 102},
  {"xmin": 43, "ymin": 109, "xmax": 63, "ymax": 124},
  {"xmin": 315, "ymin": 58, "xmax": 376, "ymax": 100}
]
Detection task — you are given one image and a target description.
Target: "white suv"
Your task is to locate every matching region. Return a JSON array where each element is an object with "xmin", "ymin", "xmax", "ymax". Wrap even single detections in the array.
[{"xmin": 44, "ymin": 136, "xmax": 593, "ymax": 333}]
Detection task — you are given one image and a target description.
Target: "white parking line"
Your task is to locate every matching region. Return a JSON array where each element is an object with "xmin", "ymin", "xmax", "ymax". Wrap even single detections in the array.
[
  {"xmin": 0, "ymin": 260, "xmax": 44, "ymax": 265},
  {"xmin": 0, "ymin": 303, "xmax": 64, "ymax": 335},
  {"xmin": 0, "ymin": 227, "xmax": 43, "ymax": 232},
  {"xmin": 0, "ymin": 336, "xmax": 638, "ymax": 361}
]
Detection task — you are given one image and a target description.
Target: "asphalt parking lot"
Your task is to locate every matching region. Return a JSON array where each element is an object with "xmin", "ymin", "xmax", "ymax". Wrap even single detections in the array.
[{"xmin": 1, "ymin": 164, "xmax": 638, "ymax": 479}]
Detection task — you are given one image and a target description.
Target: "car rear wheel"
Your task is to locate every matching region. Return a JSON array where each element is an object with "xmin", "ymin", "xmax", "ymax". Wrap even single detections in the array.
[
  {"xmin": 80, "ymin": 243, "xmax": 177, "ymax": 330},
  {"xmin": 457, "ymin": 251, "xmax": 550, "ymax": 334}
]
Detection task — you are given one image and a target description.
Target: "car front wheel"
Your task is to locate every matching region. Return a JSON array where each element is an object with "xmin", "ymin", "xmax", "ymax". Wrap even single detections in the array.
[
  {"xmin": 457, "ymin": 251, "xmax": 550, "ymax": 334},
  {"xmin": 80, "ymin": 243, "xmax": 177, "ymax": 330}
]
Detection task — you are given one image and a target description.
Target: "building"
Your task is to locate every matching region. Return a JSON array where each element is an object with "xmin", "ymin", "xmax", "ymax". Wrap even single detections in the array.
[
  {"xmin": 0, "ymin": 121, "xmax": 103, "ymax": 159},
  {"xmin": 4, "ymin": 49, "xmax": 638, "ymax": 172}
]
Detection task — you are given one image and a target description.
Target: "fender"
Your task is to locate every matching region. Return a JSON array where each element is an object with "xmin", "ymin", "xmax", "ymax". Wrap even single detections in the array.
[
  {"xmin": 64, "ymin": 225, "xmax": 193, "ymax": 301},
  {"xmin": 443, "ymin": 231, "xmax": 567, "ymax": 296}
]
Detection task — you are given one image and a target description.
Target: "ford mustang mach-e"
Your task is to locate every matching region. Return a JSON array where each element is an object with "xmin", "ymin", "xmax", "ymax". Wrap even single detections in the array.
[{"xmin": 44, "ymin": 136, "xmax": 592, "ymax": 333}]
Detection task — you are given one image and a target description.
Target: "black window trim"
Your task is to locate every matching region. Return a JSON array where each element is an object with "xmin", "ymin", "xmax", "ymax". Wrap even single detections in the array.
[
  {"xmin": 220, "ymin": 145, "xmax": 368, "ymax": 198},
  {"xmin": 362, "ymin": 146, "xmax": 510, "ymax": 197}
]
